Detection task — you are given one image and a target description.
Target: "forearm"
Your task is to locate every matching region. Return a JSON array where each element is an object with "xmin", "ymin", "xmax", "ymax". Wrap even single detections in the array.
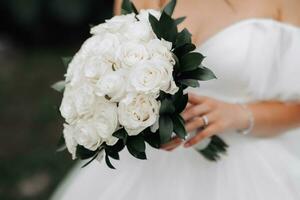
[
  {"xmin": 246, "ymin": 101, "xmax": 300, "ymax": 137},
  {"xmin": 174, "ymin": 94, "xmax": 300, "ymax": 148}
]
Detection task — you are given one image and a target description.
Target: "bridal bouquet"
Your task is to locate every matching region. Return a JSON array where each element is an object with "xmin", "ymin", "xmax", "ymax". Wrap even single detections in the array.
[{"xmin": 53, "ymin": 0, "xmax": 228, "ymax": 168}]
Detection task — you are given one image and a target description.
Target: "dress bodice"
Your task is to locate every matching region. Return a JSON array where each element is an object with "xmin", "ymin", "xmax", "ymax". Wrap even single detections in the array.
[{"xmin": 193, "ymin": 18, "xmax": 300, "ymax": 103}]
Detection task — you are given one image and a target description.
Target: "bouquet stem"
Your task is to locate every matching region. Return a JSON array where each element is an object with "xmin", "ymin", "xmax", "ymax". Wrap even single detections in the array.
[{"xmin": 196, "ymin": 136, "xmax": 228, "ymax": 161}]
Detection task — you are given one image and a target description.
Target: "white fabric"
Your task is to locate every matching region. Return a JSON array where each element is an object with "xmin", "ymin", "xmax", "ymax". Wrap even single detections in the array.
[{"xmin": 51, "ymin": 19, "xmax": 300, "ymax": 200}]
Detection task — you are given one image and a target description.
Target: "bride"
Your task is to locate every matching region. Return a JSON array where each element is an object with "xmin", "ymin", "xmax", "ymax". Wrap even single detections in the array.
[{"xmin": 52, "ymin": 0, "xmax": 300, "ymax": 199}]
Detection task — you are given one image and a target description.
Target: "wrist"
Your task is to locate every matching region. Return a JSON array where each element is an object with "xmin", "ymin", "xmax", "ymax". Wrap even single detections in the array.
[
  {"xmin": 235, "ymin": 103, "xmax": 255, "ymax": 135},
  {"xmin": 234, "ymin": 103, "xmax": 250, "ymax": 131}
]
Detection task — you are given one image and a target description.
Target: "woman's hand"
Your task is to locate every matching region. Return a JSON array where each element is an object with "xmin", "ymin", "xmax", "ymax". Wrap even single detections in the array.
[{"xmin": 161, "ymin": 93, "xmax": 249, "ymax": 151}]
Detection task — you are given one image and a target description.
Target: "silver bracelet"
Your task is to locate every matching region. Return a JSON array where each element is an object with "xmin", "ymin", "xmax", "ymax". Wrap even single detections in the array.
[{"xmin": 236, "ymin": 103, "xmax": 255, "ymax": 135}]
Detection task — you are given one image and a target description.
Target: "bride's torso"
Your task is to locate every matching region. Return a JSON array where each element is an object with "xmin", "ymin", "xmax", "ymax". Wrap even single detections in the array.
[
  {"xmin": 187, "ymin": 18, "xmax": 300, "ymax": 157},
  {"xmin": 193, "ymin": 18, "xmax": 300, "ymax": 102},
  {"xmin": 168, "ymin": 0, "xmax": 300, "ymax": 151},
  {"xmin": 170, "ymin": 0, "xmax": 300, "ymax": 45}
]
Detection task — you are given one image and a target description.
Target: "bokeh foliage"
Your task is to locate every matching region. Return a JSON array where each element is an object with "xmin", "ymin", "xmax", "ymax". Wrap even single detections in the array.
[
  {"xmin": 0, "ymin": 0, "xmax": 113, "ymax": 46},
  {"xmin": 0, "ymin": 0, "xmax": 113, "ymax": 199}
]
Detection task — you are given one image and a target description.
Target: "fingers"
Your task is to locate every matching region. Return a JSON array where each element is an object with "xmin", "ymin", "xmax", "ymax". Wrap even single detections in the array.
[
  {"xmin": 161, "ymin": 137, "xmax": 182, "ymax": 151},
  {"xmin": 185, "ymin": 113, "xmax": 215, "ymax": 132},
  {"xmin": 185, "ymin": 117, "xmax": 205, "ymax": 132},
  {"xmin": 186, "ymin": 103, "xmax": 193, "ymax": 109},
  {"xmin": 184, "ymin": 125, "xmax": 219, "ymax": 147},
  {"xmin": 164, "ymin": 143, "xmax": 182, "ymax": 151},
  {"xmin": 187, "ymin": 93, "xmax": 207, "ymax": 104},
  {"xmin": 182, "ymin": 104, "xmax": 211, "ymax": 122}
]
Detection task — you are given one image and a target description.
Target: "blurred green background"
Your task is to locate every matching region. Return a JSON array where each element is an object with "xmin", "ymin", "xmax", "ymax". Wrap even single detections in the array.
[{"xmin": 0, "ymin": 0, "xmax": 113, "ymax": 199}]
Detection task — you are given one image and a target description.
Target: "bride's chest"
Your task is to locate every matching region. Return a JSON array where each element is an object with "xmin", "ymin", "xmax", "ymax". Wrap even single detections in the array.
[
  {"xmin": 192, "ymin": 26, "xmax": 256, "ymax": 102},
  {"xmin": 172, "ymin": 0, "xmax": 276, "ymax": 45}
]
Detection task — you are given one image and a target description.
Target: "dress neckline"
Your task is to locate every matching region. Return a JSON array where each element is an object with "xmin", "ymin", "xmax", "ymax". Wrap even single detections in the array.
[{"xmin": 197, "ymin": 18, "xmax": 300, "ymax": 49}]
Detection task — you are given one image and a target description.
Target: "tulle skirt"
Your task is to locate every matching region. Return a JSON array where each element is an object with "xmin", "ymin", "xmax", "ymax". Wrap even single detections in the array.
[{"xmin": 51, "ymin": 129, "xmax": 300, "ymax": 200}]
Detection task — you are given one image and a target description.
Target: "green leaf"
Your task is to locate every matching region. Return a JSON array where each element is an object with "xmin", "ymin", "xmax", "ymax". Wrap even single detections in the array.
[
  {"xmin": 179, "ymin": 79, "xmax": 200, "ymax": 88},
  {"xmin": 172, "ymin": 53, "xmax": 180, "ymax": 72},
  {"xmin": 163, "ymin": 0, "xmax": 177, "ymax": 16},
  {"xmin": 121, "ymin": 0, "xmax": 134, "ymax": 14},
  {"xmin": 127, "ymin": 145, "xmax": 147, "ymax": 160},
  {"xmin": 159, "ymin": 115, "xmax": 174, "ymax": 144},
  {"xmin": 212, "ymin": 135, "xmax": 229, "ymax": 148},
  {"xmin": 51, "ymin": 81, "xmax": 66, "ymax": 93},
  {"xmin": 175, "ymin": 28, "xmax": 192, "ymax": 48},
  {"xmin": 198, "ymin": 148, "xmax": 219, "ymax": 161},
  {"xmin": 172, "ymin": 87, "xmax": 183, "ymax": 101},
  {"xmin": 56, "ymin": 134, "xmax": 66, "ymax": 152},
  {"xmin": 172, "ymin": 114, "xmax": 187, "ymax": 139},
  {"xmin": 196, "ymin": 136, "xmax": 228, "ymax": 162},
  {"xmin": 177, "ymin": 113, "xmax": 185, "ymax": 125},
  {"xmin": 180, "ymin": 52, "xmax": 205, "ymax": 72},
  {"xmin": 62, "ymin": 57, "xmax": 72, "ymax": 69},
  {"xmin": 159, "ymin": 11, "xmax": 178, "ymax": 43},
  {"xmin": 149, "ymin": 12, "xmax": 178, "ymax": 43},
  {"xmin": 173, "ymin": 92, "xmax": 188, "ymax": 113},
  {"xmin": 179, "ymin": 66, "xmax": 217, "ymax": 81},
  {"xmin": 105, "ymin": 149, "xmax": 120, "ymax": 160},
  {"xmin": 113, "ymin": 128, "xmax": 128, "ymax": 143},
  {"xmin": 76, "ymin": 145, "xmax": 97, "ymax": 160},
  {"xmin": 159, "ymin": 90, "xmax": 171, "ymax": 100},
  {"xmin": 143, "ymin": 131, "xmax": 161, "ymax": 149},
  {"xmin": 105, "ymin": 153, "xmax": 116, "ymax": 169},
  {"xmin": 149, "ymin": 13, "xmax": 160, "ymax": 35},
  {"xmin": 126, "ymin": 135, "xmax": 147, "ymax": 160},
  {"xmin": 82, "ymin": 150, "xmax": 102, "ymax": 168},
  {"xmin": 175, "ymin": 16, "xmax": 186, "ymax": 25},
  {"xmin": 107, "ymin": 139, "xmax": 125, "ymax": 153},
  {"xmin": 127, "ymin": 135, "xmax": 146, "ymax": 152},
  {"xmin": 130, "ymin": 2, "xmax": 138, "ymax": 14},
  {"xmin": 173, "ymin": 43, "xmax": 196, "ymax": 57},
  {"xmin": 160, "ymin": 98, "xmax": 175, "ymax": 115}
]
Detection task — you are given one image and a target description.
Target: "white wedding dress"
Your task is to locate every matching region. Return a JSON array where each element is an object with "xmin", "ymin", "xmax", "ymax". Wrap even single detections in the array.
[{"xmin": 51, "ymin": 19, "xmax": 300, "ymax": 200}]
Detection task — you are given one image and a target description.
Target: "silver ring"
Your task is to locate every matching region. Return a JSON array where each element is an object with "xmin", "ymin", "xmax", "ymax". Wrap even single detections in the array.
[{"xmin": 202, "ymin": 115, "xmax": 209, "ymax": 126}]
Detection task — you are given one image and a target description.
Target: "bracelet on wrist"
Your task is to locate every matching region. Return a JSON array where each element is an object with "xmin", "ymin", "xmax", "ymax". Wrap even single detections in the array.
[{"xmin": 236, "ymin": 103, "xmax": 255, "ymax": 135}]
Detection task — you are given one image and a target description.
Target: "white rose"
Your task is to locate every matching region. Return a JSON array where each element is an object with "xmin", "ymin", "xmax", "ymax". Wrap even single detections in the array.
[
  {"xmin": 60, "ymin": 86, "xmax": 78, "ymax": 124},
  {"xmin": 125, "ymin": 21, "xmax": 156, "ymax": 42},
  {"xmin": 129, "ymin": 59, "xmax": 178, "ymax": 95},
  {"xmin": 118, "ymin": 93, "xmax": 160, "ymax": 136},
  {"xmin": 74, "ymin": 100, "xmax": 119, "ymax": 150},
  {"xmin": 117, "ymin": 42, "xmax": 149, "ymax": 68},
  {"xmin": 75, "ymin": 121, "xmax": 103, "ymax": 151},
  {"xmin": 137, "ymin": 9, "xmax": 161, "ymax": 22},
  {"xmin": 83, "ymin": 56, "xmax": 112, "ymax": 81},
  {"xmin": 63, "ymin": 124, "xmax": 78, "ymax": 160},
  {"xmin": 65, "ymin": 53, "xmax": 85, "ymax": 86},
  {"xmin": 166, "ymin": 79, "xmax": 179, "ymax": 95},
  {"xmin": 147, "ymin": 38, "xmax": 175, "ymax": 64},
  {"xmin": 90, "ymin": 14, "xmax": 136, "ymax": 34},
  {"xmin": 93, "ymin": 100, "xmax": 119, "ymax": 139},
  {"xmin": 105, "ymin": 136, "xmax": 119, "ymax": 146},
  {"xmin": 82, "ymin": 34, "xmax": 120, "ymax": 62},
  {"xmin": 72, "ymin": 83, "xmax": 96, "ymax": 117},
  {"xmin": 60, "ymin": 83, "xmax": 97, "ymax": 123},
  {"xmin": 150, "ymin": 117, "xmax": 159, "ymax": 133},
  {"xmin": 95, "ymin": 70, "xmax": 127, "ymax": 102},
  {"xmin": 66, "ymin": 34, "xmax": 120, "ymax": 85}
]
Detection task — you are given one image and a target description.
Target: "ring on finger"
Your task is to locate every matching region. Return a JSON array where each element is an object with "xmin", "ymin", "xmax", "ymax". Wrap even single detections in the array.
[{"xmin": 201, "ymin": 115, "xmax": 209, "ymax": 126}]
